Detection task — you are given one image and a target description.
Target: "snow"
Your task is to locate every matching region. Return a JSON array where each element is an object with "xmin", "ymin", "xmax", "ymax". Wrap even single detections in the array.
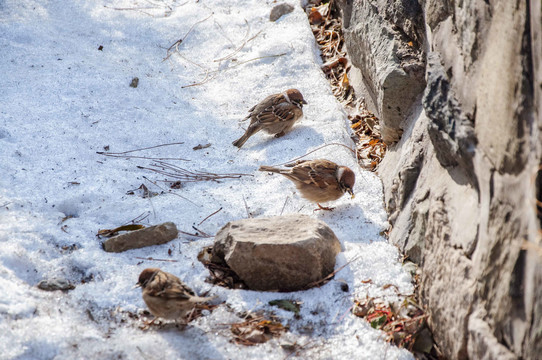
[{"xmin": 0, "ymin": 1, "xmax": 414, "ymax": 359}]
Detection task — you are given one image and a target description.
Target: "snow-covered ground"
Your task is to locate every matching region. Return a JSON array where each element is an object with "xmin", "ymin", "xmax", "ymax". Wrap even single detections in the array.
[{"xmin": 0, "ymin": 1, "xmax": 414, "ymax": 359}]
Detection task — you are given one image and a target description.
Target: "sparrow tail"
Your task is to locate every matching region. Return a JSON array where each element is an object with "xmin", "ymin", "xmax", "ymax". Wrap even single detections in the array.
[
  {"xmin": 258, "ymin": 165, "xmax": 283, "ymax": 173},
  {"xmin": 190, "ymin": 295, "xmax": 216, "ymax": 303},
  {"xmin": 232, "ymin": 125, "xmax": 259, "ymax": 148},
  {"xmin": 232, "ymin": 134, "xmax": 249, "ymax": 148}
]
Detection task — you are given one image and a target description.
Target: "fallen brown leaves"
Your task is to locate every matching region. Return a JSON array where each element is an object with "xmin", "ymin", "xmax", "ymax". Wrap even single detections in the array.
[
  {"xmin": 97, "ymin": 224, "xmax": 145, "ymax": 238},
  {"xmin": 309, "ymin": 2, "xmax": 352, "ymax": 103},
  {"xmin": 231, "ymin": 314, "xmax": 287, "ymax": 346},
  {"xmin": 307, "ymin": 1, "xmax": 386, "ymax": 171},
  {"xmin": 353, "ymin": 296, "xmax": 429, "ymax": 351},
  {"xmin": 350, "ymin": 109, "xmax": 387, "ymax": 170}
]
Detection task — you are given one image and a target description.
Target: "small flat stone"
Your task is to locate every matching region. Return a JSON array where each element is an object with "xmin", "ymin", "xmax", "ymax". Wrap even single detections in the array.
[
  {"xmin": 103, "ymin": 222, "xmax": 178, "ymax": 253},
  {"xmin": 38, "ymin": 277, "xmax": 75, "ymax": 291},
  {"xmin": 270, "ymin": 3, "xmax": 294, "ymax": 22}
]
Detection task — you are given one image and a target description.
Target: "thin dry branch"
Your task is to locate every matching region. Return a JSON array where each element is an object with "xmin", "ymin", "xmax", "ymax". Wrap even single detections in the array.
[
  {"xmin": 142, "ymin": 176, "xmax": 199, "ymax": 206},
  {"xmin": 182, "ymin": 53, "xmax": 286, "ymax": 89},
  {"xmin": 139, "ymin": 160, "xmax": 253, "ymax": 182},
  {"xmin": 181, "ymin": 69, "xmax": 218, "ymax": 89},
  {"xmin": 178, "ymin": 229, "xmax": 212, "ymax": 239},
  {"xmin": 135, "ymin": 257, "xmax": 178, "ymax": 262},
  {"xmin": 206, "ymin": 53, "xmax": 287, "ymax": 76},
  {"xmin": 104, "ymin": 0, "xmax": 187, "ymax": 18},
  {"xmin": 213, "ymin": 21, "xmax": 263, "ymax": 63},
  {"xmin": 198, "ymin": 207, "xmax": 223, "ymax": 226},
  {"xmin": 192, "ymin": 225, "xmax": 212, "ymax": 237},
  {"xmin": 97, "ymin": 142, "xmax": 189, "ymax": 161},
  {"xmin": 303, "ymin": 256, "xmax": 359, "ymax": 290},
  {"xmin": 164, "ymin": 13, "xmax": 213, "ymax": 61},
  {"xmin": 280, "ymin": 196, "xmax": 290, "ymax": 216}
]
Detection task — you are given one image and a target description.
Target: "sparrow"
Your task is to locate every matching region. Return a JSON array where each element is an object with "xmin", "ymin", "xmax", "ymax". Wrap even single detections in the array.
[
  {"xmin": 259, "ymin": 159, "xmax": 355, "ymax": 210},
  {"xmin": 232, "ymin": 88, "xmax": 307, "ymax": 148},
  {"xmin": 136, "ymin": 268, "xmax": 214, "ymax": 325}
]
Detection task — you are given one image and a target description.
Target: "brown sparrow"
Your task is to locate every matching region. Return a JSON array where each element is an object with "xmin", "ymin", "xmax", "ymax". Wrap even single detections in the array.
[
  {"xmin": 136, "ymin": 268, "xmax": 214, "ymax": 325},
  {"xmin": 259, "ymin": 159, "xmax": 355, "ymax": 210},
  {"xmin": 232, "ymin": 88, "xmax": 307, "ymax": 148}
]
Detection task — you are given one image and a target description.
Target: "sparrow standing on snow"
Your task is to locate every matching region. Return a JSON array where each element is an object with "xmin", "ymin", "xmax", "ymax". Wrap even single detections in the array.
[
  {"xmin": 136, "ymin": 268, "xmax": 214, "ymax": 325},
  {"xmin": 259, "ymin": 159, "xmax": 356, "ymax": 210},
  {"xmin": 232, "ymin": 88, "xmax": 307, "ymax": 148}
]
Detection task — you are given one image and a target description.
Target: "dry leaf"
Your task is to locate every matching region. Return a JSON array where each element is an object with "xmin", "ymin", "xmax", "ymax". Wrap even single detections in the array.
[
  {"xmin": 97, "ymin": 224, "xmax": 145, "ymax": 237},
  {"xmin": 308, "ymin": 9, "xmax": 323, "ymax": 25}
]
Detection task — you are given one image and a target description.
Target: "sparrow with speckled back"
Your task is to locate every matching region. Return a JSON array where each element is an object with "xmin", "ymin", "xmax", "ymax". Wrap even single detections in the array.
[
  {"xmin": 259, "ymin": 159, "xmax": 355, "ymax": 211},
  {"xmin": 232, "ymin": 89, "xmax": 307, "ymax": 148},
  {"xmin": 136, "ymin": 268, "xmax": 215, "ymax": 326}
]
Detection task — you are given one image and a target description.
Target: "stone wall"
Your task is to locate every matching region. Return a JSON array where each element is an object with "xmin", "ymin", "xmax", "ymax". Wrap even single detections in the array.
[{"xmin": 337, "ymin": 0, "xmax": 542, "ymax": 358}]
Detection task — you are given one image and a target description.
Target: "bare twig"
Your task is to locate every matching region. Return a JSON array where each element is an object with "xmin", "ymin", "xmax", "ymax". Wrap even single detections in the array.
[
  {"xmin": 213, "ymin": 22, "xmax": 263, "ymax": 63},
  {"xmin": 213, "ymin": 19, "xmax": 251, "ymax": 62},
  {"xmin": 139, "ymin": 161, "xmax": 252, "ymax": 182},
  {"xmin": 178, "ymin": 229, "xmax": 212, "ymax": 238},
  {"xmin": 280, "ymin": 197, "xmax": 289, "ymax": 216},
  {"xmin": 125, "ymin": 211, "xmax": 151, "ymax": 225},
  {"xmin": 181, "ymin": 70, "xmax": 218, "ymax": 89},
  {"xmin": 192, "ymin": 225, "xmax": 212, "ymax": 237},
  {"xmin": 303, "ymin": 256, "xmax": 359, "ymax": 290},
  {"xmin": 242, "ymin": 195, "xmax": 252, "ymax": 218},
  {"xmin": 97, "ymin": 142, "xmax": 189, "ymax": 161},
  {"xmin": 104, "ymin": 0, "xmax": 187, "ymax": 18},
  {"xmin": 182, "ymin": 52, "xmax": 285, "ymax": 89},
  {"xmin": 164, "ymin": 13, "xmax": 214, "ymax": 61},
  {"xmin": 177, "ymin": 53, "xmax": 208, "ymax": 70},
  {"xmin": 142, "ymin": 176, "xmax": 199, "ymax": 206},
  {"xmin": 135, "ymin": 257, "xmax": 178, "ymax": 262},
  {"xmin": 198, "ymin": 207, "xmax": 223, "ymax": 226},
  {"xmin": 98, "ymin": 142, "xmax": 185, "ymax": 154},
  {"xmin": 206, "ymin": 53, "xmax": 287, "ymax": 76},
  {"xmin": 98, "ymin": 154, "xmax": 189, "ymax": 161},
  {"xmin": 335, "ymin": 303, "xmax": 356, "ymax": 324},
  {"xmin": 214, "ymin": 20, "xmax": 235, "ymax": 46}
]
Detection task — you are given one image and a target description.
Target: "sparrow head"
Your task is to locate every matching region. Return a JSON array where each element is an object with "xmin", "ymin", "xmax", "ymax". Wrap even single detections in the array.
[
  {"xmin": 136, "ymin": 268, "xmax": 160, "ymax": 289},
  {"xmin": 337, "ymin": 166, "xmax": 356, "ymax": 199},
  {"xmin": 285, "ymin": 88, "xmax": 307, "ymax": 108}
]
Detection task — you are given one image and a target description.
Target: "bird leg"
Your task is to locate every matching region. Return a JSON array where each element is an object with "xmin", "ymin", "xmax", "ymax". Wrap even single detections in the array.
[
  {"xmin": 314, "ymin": 203, "xmax": 334, "ymax": 211},
  {"xmin": 186, "ymin": 307, "xmax": 198, "ymax": 323},
  {"xmin": 140, "ymin": 317, "xmax": 159, "ymax": 330},
  {"xmin": 274, "ymin": 130, "xmax": 286, "ymax": 138}
]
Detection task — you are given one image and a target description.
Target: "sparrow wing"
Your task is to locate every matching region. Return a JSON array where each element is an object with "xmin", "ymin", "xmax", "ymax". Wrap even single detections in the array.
[
  {"xmin": 156, "ymin": 280, "xmax": 196, "ymax": 300},
  {"xmin": 146, "ymin": 271, "xmax": 196, "ymax": 300},
  {"xmin": 156, "ymin": 286, "xmax": 193, "ymax": 300},
  {"xmin": 256, "ymin": 104, "xmax": 296, "ymax": 124},
  {"xmin": 293, "ymin": 160, "xmax": 338, "ymax": 189},
  {"xmin": 248, "ymin": 93, "xmax": 296, "ymax": 125},
  {"xmin": 289, "ymin": 159, "xmax": 311, "ymax": 167}
]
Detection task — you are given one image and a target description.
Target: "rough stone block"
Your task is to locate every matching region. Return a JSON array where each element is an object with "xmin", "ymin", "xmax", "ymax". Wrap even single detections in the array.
[{"xmin": 212, "ymin": 215, "xmax": 341, "ymax": 292}]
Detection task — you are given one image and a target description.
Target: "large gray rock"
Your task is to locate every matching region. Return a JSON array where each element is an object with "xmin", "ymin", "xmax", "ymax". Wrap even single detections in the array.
[
  {"xmin": 338, "ymin": 0, "xmax": 542, "ymax": 358},
  {"xmin": 212, "ymin": 215, "xmax": 342, "ymax": 292}
]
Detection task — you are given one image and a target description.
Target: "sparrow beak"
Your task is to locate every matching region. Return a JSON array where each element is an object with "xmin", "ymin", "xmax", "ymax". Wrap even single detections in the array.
[
  {"xmin": 348, "ymin": 189, "xmax": 355, "ymax": 199},
  {"xmin": 301, "ymin": 99, "xmax": 308, "ymax": 105},
  {"xmin": 133, "ymin": 283, "xmax": 142, "ymax": 290}
]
